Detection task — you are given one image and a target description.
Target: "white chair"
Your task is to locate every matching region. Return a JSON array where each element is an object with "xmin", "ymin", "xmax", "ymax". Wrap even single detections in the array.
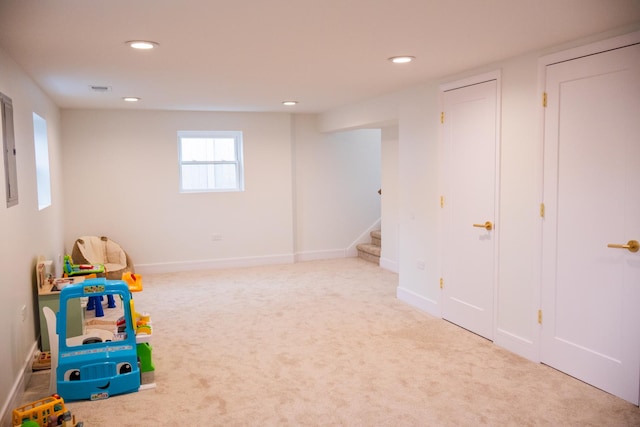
[{"xmin": 42, "ymin": 306, "xmax": 58, "ymax": 394}]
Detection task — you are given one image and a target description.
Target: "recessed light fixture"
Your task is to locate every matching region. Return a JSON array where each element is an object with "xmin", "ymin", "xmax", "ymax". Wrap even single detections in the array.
[
  {"xmin": 126, "ymin": 40, "xmax": 159, "ymax": 50},
  {"xmin": 123, "ymin": 97, "xmax": 140, "ymax": 102},
  {"xmin": 388, "ymin": 56, "xmax": 415, "ymax": 64},
  {"xmin": 282, "ymin": 101, "xmax": 298, "ymax": 106}
]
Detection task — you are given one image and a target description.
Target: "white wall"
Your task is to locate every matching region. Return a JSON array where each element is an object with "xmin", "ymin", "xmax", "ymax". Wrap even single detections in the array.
[
  {"xmin": 320, "ymin": 84, "xmax": 441, "ymax": 310},
  {"xmin": 0, "ymin": 47, "xmax": 65, "ymax": 423},
  {"xmin": 61, "ymin": 110, "xmax": 382, "ymax": 272},
  {"xmin": 62, "ymin": 110, "xmax": 296, "ymax": 271},
  {"xmin": 319, "ymin": 28, "xmax": 640, "ymax": 362},
  {"xmin": 380, "ymin": 125, "xmax": 399, "ymax": 272},
  {"xmin": 293, "ymin": 114, "xmax": 381, "ymax": 260}
]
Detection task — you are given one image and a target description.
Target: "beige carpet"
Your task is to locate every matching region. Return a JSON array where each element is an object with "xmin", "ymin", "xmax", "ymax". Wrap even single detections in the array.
[{"xmin": 20, "ymin": 258, "xmax": 640, "ymax": 426}]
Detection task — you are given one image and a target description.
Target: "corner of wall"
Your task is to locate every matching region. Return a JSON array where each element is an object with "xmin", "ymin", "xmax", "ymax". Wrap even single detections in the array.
[{"xmin": 396, "ymin": 286, "xmax": 440, "ymax": 317}]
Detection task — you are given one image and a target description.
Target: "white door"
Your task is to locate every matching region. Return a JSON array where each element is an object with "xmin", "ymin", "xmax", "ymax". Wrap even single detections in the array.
[
  {"xmin": 541, "ymin": 42, "xmax": 640, "ymax": 405},
  {"xmin": 441, "ymin": 79, "xmax": 499, "ymax": 340}
]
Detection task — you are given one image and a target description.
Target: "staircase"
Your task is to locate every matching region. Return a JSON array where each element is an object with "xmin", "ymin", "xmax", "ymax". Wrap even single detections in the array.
[{"xmin": 356, "ymin": 230, "xmax": 381, "ymax": 264}]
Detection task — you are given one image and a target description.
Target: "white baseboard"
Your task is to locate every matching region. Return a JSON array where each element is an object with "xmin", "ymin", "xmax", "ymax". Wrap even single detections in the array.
[
  {"xmin": 380, "ymin": 257, "xmax": 398, "ymax": 273},
  {"xmin": 494, "ymin": 328, "xmax": 539, "ymax": 363},
  {"xmin": 346, "ymin": 218, "xmax": 381, "ymax": 256},
  {"xmin": 396, "ymin": 286, "xmax": 440, "ymax": 317},
  {"xmin": 135, "ymin": 253, "xmax": 296, "ymax": 274},
  {"xmin": 136, "ymin": 250, "xmax": 368, "ymax": 274},
  {"xmin": 1, "ymin": 341, "xmax": 38, "ymax": 427},
  {"xmin": 295, "ymin": 249, "xmax": 348, "ymax": 262},
  {"xmin": 135, "ymin": 220, "xmax": 384, "ymax": 275}
]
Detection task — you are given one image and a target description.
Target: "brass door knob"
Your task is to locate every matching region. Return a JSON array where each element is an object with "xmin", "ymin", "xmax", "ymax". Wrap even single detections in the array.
[
  {"xmin": 607, "ymin": 240, "xmax": 639, "ymax": 253},
  {"xmin": 473, "ymin": 221, "xmax": 493, "ymax": 231}
]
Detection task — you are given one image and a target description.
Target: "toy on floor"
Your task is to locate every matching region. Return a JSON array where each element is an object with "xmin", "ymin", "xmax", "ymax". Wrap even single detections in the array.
[
  {"xmin": 62, "ymin": 255, "xmax": 105, "ymax": 277},
  {"xmin": 85, "ymin": 294, "xmax": 117, "ymax": 317},
  {"xmin": 12, "ymin": 394, "xmax": 83, "ymax": 427},
  {"xmin": 122, "ymin": 272, "xmax": 143, "ymax": 292},
  {"xmin": 120, "ymin": 272, "xmax": 155, "ymax": 373},
  {"xmin": 56, "ymin": 278, "xmax": 140, "ymax": 401},
  {"xmin": 32, "ymin": 351, "xmax": 51, "ymax": 371}
]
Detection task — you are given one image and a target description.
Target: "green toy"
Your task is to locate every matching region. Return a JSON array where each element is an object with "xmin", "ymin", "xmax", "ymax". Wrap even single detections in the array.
[
  {"xmin": 63, "ymin": 254, "xmax": 105, "ymax": 276},
  {"xmin": 137, "ymin": 342, "xmax": 155, "ymax": 372}
]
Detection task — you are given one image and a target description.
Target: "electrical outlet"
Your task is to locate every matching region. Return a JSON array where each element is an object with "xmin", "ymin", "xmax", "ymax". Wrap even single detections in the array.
[
  {"xmin": 21, "ymin": 305, "xmax": 27, "ymax": 322},
  {"xmin": 211, "ymin": 234, "xmax": 222, "ymax": 241},
  {"xmin": 416, "ymin": 260, "xmax": 425, "ymax": 270}
]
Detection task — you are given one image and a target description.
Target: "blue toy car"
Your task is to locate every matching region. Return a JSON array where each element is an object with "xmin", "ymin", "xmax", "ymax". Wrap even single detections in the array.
[{"xmin": 56, "ymin": 278, "xmax": 140, "ymax": 401}]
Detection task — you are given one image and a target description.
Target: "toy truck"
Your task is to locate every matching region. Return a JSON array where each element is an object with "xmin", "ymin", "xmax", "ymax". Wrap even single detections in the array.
[{"xmin": 56, "ymin": 278, "xmax": 140, "ymax": 401}]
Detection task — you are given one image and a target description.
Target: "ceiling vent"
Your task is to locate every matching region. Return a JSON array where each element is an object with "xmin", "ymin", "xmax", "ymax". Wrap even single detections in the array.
[{"xmin": 89, "ymin": 85, "xmax": 112, "ymax": 93}]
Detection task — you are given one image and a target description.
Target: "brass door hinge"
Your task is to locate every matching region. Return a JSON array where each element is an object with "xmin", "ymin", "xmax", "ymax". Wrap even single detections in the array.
[
  {"xmin": 440, "ymin": 112, "xmax": 445, "ymax": 124},
  {"xmin": 440, "ymin": 278, "xmax": 444, "ymax": 289},
  {"xmin": 440, "ymin": 195, "xmax": 445, "ymax": 208},
  {"xmin": 538, "ymin": 309, "xmax": 543, "ymax": 324},
  {"xmin": 540, "ymin": 203, "xmax": 545, "ymax": 218},
  {"xmin": 542, "ymin": 92, "xmax": 547, "ymax": 108}
]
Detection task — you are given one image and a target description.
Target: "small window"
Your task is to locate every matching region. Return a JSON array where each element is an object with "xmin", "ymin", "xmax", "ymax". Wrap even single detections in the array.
[
  {"xmin": 1, "ymin": 92, "xmax": 18, "ymax": 207},
  {"xmin": 178, "ymin": 131, "xmax": 244, "ymax": 192},
  {"xmin": 33, "ymin": 113, "xmax": 51, "ymax": 210}
]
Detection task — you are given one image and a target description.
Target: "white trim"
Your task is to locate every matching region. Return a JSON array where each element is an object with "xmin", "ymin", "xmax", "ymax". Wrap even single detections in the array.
[
  {"xmin": 1, "ymin": 341, "xmax": 38, "ymax": 427},
  {"xmin": 439, "ymin": 70, "xmax": 501, "ymax": 92},
  {"xmin": 346, "ymin": 218, "xmax": 381, "ymax": 257},
  {"xmin": 397, "ymin": 286, "xmax": 440, "ymax": 317},
  {"xmin": 177, "ymin": 130, "xmax": 244, "ymax": 193},
  {"xmin": 540, "ymin": 30, "xmax": 640, "ymax": 68},
  {"xmin": 136, "ymin": 219, "xmax": 385, "ymax": 273},
  {"xmin": 494, "ymin": 328, "xmax": 538, "ymax": 363},
  {"xmin": 295, "ymin": 249, "xmax": 348, "ymax": 262},
  {"xmin": 135, "ymin": 253, "xmax": 295, "ymax": 274},
  {"xmin": 380, "ymin": 257, "xmax": 398, "ymax": 273}
]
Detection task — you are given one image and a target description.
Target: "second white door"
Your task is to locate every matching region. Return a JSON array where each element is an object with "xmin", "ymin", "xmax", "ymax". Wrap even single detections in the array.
[
  {"xmin": 441, "ymin": 79, "xmax": 499, "ymax": 340},
  {"xmin": 541, "ymin": 40, "xmax": 640, "ymax": 405}
]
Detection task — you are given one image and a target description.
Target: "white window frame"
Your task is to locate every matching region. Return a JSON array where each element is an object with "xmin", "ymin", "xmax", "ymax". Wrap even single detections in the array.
[
  {"xmin": 178, "ymin": 130, "xmax": 244, "ymax": 193},
  {"xmin": 2, "ymin": 92, "xmax": 18, "ymax": 207},
  {"xmin": 33, "ymin": 113, "xmax": 52, "ymax": 210}
]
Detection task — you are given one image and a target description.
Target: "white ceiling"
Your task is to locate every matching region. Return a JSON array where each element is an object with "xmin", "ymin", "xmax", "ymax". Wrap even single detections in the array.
[{"xmin": 0, "ymin": 0, "xmax": 639, "ymax": 113}]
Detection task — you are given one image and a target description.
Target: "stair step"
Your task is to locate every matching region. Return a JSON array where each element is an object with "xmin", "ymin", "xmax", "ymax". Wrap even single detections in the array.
[
  {"xmin": 370, "ymin": 230, "xmax": 381, "ymax": 247},
  {"xmin": 356, "ymin": 230, "xmax": 382, "ymax": 264},
  {"xmin": 356, "ymin": 243, "xmax": 381, "ymax": 257}
]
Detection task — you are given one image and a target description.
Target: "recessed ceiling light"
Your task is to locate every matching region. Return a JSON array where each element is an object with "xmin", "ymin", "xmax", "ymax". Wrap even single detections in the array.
[
  {"xmin": 388, "ymin": 56, "xmax": 415, "ymax": 64},
  {"xmin": 282, "ymin": 101, "xmax": 298, "ymax": 106},
  {"xmin": 126, "ymin": 40, "xmax": 159, "ymax": 50},
  {"xmin": 123, "ymin": 97, "xmax": 140, "ymax": 102}
]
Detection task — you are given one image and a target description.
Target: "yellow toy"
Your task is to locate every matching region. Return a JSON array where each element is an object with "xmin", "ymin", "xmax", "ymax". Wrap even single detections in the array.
[
  {"xmin": 12, "ymin": 394, "xmax": 82, "ymax": 427},
  {"xmin": 122, "ymin": 272, "xmax": 143, "ymax": 292},
  {"xmin": 121, "ymin": 272, "xmax": 155, "ymax": 373}
]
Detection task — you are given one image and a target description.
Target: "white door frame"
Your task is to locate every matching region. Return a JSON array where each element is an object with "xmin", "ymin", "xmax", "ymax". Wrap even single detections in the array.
[
  {"xmin": 438, "ymin": 70, "xmax": 502, "ymax": 336},
  {"xmin": 535, "ymin": 30, "xmax": 640, "ymax": 361}
]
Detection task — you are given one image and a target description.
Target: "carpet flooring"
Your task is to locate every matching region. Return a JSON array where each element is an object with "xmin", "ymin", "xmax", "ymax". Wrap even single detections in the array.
[{"xmin": 19, "ymin": 258, "xmax": 640, "ymax": 426}]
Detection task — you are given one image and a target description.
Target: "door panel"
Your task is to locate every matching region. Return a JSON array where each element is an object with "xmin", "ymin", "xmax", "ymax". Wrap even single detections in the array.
[
  {"xmin": 541, "ymin": 43, "xmax": 640, "ymax": 405},
  {"xmin": 442, "ymin": 80, "xmax": 498, "ymax": 340}
]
